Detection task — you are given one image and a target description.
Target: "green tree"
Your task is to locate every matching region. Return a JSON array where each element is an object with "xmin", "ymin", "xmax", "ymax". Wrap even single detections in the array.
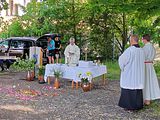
[
  {"xmin": 7, "ymin": 19, "xmax": 25, "ymax": 37},
  {"xmin": 0, "ymin": 1, "xmax": 8, "ymax": 11},
  {"xmin": 0, "ymin": 0, "xmax": 159, "ymax": 60}
]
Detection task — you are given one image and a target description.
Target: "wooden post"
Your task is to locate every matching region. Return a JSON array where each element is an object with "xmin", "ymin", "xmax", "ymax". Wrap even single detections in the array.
[
  {"xmin": 102, "ymin": 74, "xmax": 107, "ymax": 85},
  {"xmin": 47, "ymin": 76, "xmax": 50, "ymax": 84},
  {"xmin": 72, "ymin": 80, "xmax": 74, "ymax": 89},
  {"xmin": 85, "ymin": 52, "xmax": 87, "ymax": 61},
  {"xmin": 76, "ymin": 82, "xmax": 79, "ymax": 89},
  {"xmin": 40, "ymin": 48, "xmax": 43, "ymax": 66},
  {"xmin": 89, "ymin": 79, "xmax": 93, "ymax": 90}
]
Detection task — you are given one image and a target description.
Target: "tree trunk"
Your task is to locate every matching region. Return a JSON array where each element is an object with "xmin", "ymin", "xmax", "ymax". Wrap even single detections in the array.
[{"xmin": 121, "ymin": 13, "xmax": 128, "ymax": 52}]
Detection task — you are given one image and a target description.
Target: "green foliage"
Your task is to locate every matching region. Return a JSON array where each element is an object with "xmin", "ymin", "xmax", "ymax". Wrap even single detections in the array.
[
  {"xmin": 79, "ymin": 71, "xmax": 92, "ymax": 84},
  {"xmin": 105, "ymin": 61, "xmax": 120, "ymax": 80},
  {"xmin": 0, "ymin": 1, "xmax": 8, "ymax": 11},
  {"xmin": 38, "ymin": 66, "xmax": 45, "ymax": 76},
  {"xmin": 52, "ymin": 68, "xmax": 63, "ymax": 79},
  {"xmin": 1, "ymin": 0, "xmax": 160, "ymax": 61},
  {"xmin": 7, "ymin": 20, "xmax": 25, "ymax": 37},
  {"xmin": 81, "ymin": 77, "xmax": 89, "ymax": 84},
  {"xmin": 11, "ymin": 58, "xmax": 35, "ymax": 72},
  {"xmin": 154, "ymin": 61, "xmax": 160, "ymax": 79}
]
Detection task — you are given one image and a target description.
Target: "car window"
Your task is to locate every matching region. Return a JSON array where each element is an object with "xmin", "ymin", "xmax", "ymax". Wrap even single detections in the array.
[
  {"xmin": 0, "ymin": 40, "xmax": 9, "ymax": 48},
  {"xmin": 11, "ymin": 40, "xmax": 34, "ymax": 49},
  {"xmin": 23, "ymin": 41, "xmax": 33, "ymax": 48},
  {"xmin": 10, "ymin": 41, "xmax": 18, "ymax": 48},
  {"xmin": 36, "ymin": 38, "xmax": 47, "ymax": 49}
]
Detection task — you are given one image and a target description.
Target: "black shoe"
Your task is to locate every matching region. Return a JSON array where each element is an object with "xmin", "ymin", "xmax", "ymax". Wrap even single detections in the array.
[{"xmin": 39, "ymin": 80, "xmax": 46, "ymax": 84}]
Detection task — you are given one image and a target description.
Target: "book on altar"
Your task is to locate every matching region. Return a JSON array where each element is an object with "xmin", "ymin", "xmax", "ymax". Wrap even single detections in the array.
[{"xmin": 78, "ymin": 60, "xmax": 94, "ymax": 67}]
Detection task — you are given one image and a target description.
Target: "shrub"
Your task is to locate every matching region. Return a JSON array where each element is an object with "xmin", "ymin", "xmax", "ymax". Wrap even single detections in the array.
[{"xmin": 154, "ymin": 61, "xmax": 160, "ymax": 79}]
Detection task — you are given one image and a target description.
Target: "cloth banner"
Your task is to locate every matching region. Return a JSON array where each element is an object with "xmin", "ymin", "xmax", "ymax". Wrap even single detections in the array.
[{"xmin": 29, "ymin": 47, "xmax": 43, "ymax": 78}]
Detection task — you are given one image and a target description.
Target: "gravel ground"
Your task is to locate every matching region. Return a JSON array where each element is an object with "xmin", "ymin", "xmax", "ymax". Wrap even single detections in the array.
[{"xmin": 0, "ymin": 72, "xmax": 160, "ymax": 120}]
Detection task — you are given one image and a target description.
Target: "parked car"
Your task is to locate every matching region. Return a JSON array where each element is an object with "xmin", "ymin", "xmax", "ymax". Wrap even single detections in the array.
[
  {"xmin": 0, "ymin": 37, "xmax": 36, "ymax": 71},
  {"xmin": 0, "ymin": 37, "xmax": 36, "ymax": 59}
]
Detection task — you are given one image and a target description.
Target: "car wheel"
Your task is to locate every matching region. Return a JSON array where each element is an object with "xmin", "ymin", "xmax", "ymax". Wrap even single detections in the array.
[
  {"xmin": 0, "ymin": 62, "xmax": 8, "ymax": 71},
  {"xmin": 0, "ymin": 66, "xmax": 4, "ymax": 71}
]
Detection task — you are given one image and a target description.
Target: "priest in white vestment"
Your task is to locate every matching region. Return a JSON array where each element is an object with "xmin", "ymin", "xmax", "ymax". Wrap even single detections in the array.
[
  {"xmin": 118, "ymin": 35, "xmax": 145, "ymax": 110},
  {"xmin": 142, "ymin": 34, "xmax": 160, "ymax": 105},
  {"xmin": 64, "ymin": 37, "xmax": 80, "ymax": 66}
]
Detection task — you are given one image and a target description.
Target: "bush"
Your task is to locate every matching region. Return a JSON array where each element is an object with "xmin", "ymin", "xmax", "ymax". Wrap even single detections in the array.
[
  {"xmin": 154, "ymin": 61, "xmax": 160, "ymax": 79},
  {"xmin": 38, "ymin": 66, "xmax": 45, "ymax": 76},
  {"xmin": 10, "ymin": 58, "xmax": 35, "ymax": 72}
]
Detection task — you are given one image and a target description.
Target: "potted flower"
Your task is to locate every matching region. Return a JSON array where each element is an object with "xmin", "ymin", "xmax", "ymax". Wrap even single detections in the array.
[
  {"xmin": 52, "ymin": 68, "xmax": 63, "ymax": 89},
  {"xmin": 38, "ymin": 66, "xmax": 45, "ymax": 84},
  {"xmin": 27, "ymin": 59, "xmax": 35, "ymax": 81},
  {"xmin": 79, "ymin": 71, "xmax": 92, "ymax": 92},
  {"xmin": 10, "ymin": 58, "xmax": 35, "ymax": 81}
]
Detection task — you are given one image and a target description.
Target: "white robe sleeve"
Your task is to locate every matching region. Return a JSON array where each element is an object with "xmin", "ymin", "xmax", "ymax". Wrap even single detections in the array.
[
  {"xmin": 64, "ymin": 45, "xmax": 70, "ymax": 64},
  {"xmin": 75, "ymin": 46, "xmax": 80, "ymax": 61},
  {"xmin": 143, "ymin": 43, "xmax": 156, "ymax": 61},
  {"xmin": 118, "ymin": 48, "xmax": 131, "ymax": 71}
]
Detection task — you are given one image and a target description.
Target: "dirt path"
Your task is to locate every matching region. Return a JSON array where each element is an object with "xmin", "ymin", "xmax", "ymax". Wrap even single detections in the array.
[{"xmin": 0, "ymin": 72, "xmax": 160, "ymax": 120}]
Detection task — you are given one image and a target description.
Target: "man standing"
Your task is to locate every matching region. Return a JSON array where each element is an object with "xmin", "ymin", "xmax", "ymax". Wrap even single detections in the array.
[
  {"xmin": 54, "ymin": 36, "xmax": 62, "ymax": 64},
  {"xmin": 47, "ymin": 37, "xmax": 55, "ymax": 64},
  {"xmin": 64, "ymin": 37, "xmax": 80, "ymax": 66},
  {"xmin": 118, "ymin": 35, "xmax": 145, "ymax": 110},
  {"xmin": 142, "ymin": 34, "xmax": 160, "ymax": 105}
]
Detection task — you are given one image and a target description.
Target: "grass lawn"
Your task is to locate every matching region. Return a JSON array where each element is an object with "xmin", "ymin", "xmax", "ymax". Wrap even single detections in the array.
[
  {"xmin": 143, "ymin": 101, "xmax": 160, "ymax": 116},
  {"xmin": 105, "ymin": 61, "xmax": 120, "ymax": 80}
]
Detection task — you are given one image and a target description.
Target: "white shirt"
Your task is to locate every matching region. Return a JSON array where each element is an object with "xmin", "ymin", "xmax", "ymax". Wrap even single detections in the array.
[{"xmin": 119, "ymin": 45, "xmax": 145, "ymax": 89}]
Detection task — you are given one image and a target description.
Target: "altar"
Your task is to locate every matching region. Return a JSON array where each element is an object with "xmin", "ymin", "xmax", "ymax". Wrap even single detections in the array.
[{"xmin": 44, "ymin": 62, "xmax": 107, "ymax": 88}]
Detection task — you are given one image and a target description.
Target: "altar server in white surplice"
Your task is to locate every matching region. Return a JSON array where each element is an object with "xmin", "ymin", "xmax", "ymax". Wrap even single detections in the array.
[
  {"xmin": 64, "ymin": 37, "xmax": 80, "ymax": 66},
  {"xmin": 118, "ymin": 35, "xmax": 145, "ymax": 111},
  {"xmin": 142, "ymin": 34, "xmax": 160, "ymax": 105}
]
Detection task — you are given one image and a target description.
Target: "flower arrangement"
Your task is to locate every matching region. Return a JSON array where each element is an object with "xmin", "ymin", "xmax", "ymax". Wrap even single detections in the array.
[
  {"xmin": 78, "ymin": 71, "xmax": 92, "ymax": 85},
  {"xmin": 51, "ymin": 68, "xmax": 63, "ymax": 79},
  {"xmin": 50, "ymin": 68, "xmax": 63, "ymax": 89}
]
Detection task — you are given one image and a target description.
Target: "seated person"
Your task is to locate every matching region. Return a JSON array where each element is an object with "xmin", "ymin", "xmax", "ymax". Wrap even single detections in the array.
[{"xmin": 64, "ymin": 37, "xmax": 80, "ymax": 66}]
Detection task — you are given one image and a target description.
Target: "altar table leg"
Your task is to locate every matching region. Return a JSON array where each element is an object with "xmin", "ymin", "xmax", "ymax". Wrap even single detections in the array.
[
  {"xmin": 76, "ymin": 82, "xmax": 79, "ymax": 89},
  {"xmin": 90, "ymin": 79, "xmax": 93, "ymax": 90},
  {"xmin": 72, "ymin": 80, "xmax": 74, "ymax": 89},
  {"xmin": 90, "ymin": 83, "xmax": 92, "ymax": 90},
  {"xmin": 47, "ymin": 77, "xmax": 50, "ymax": 84},
  {"xmin": 102, "ymin": 74, "xmax": 107, "ymax": 85}
]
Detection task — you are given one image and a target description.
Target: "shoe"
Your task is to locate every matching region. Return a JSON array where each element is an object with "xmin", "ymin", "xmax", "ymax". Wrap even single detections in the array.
[{"xmin": 39, "ymin": 80, "xmax": 46, "ymax": 84}]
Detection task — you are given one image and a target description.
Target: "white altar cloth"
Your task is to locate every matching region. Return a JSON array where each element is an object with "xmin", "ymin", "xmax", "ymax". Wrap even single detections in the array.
[{"xmin": 44, "ymin": 64, "xmax": 107, "ymax": 82}]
